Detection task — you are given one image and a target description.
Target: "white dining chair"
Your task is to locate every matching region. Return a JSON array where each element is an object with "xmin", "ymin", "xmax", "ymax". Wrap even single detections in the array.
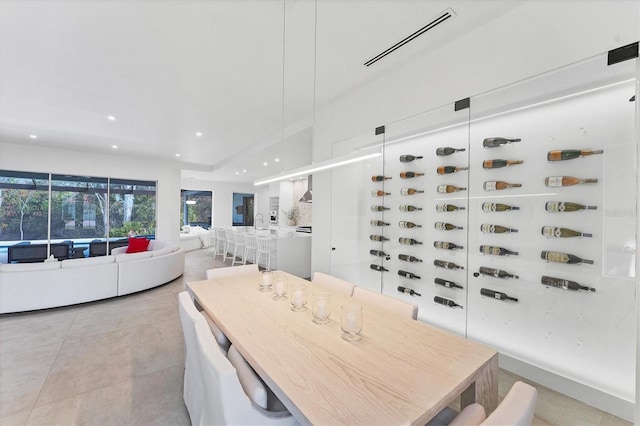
[
  {"xmin": 312, "ymin": 272, "xmax": 356, "ymax": 296},
  {"xmin": 201, "ymin": 310, "xmax": 231, "ymax": 355},
  {"xmin": 177, "ymin": 291, "xmax": 207, "ymax": 425},
  {"xmin": 223, "ymin": 229, "xmax": 235, "ymax": 262},
  {"xmin": 428, "ymin": 381, "xmax": 537, "ymax": 426},
  {"xmin": 194, "ymin": 320, "xmax": 296, "ymax": 425},
  {"xmin": 255, "ymin": 236, "xmax": 272, "ymax": 270},
  {"xmin": 352, "ymin": 287, "xmax": 418, "ymax": 320},
  {"xmin": 231, "ymin": 231, "xmax": 246, "ymax": 266},
  {"xmin": 243, "ymin": 233, "xmax": 258, "ymax": 265},
  {"xmin": 205, "ymin": 264, "xmax": 259, "ymax": 280}
]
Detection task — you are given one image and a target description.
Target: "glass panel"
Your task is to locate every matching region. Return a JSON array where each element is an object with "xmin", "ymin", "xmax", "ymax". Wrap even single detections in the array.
[
  {"xmin": 109, "ymin": 178, "xmax": 156, "ymax": 239},
  {"xmin": 50, "ymin": 174, "xmax": 108, "ymax": 258},
  {"xmin": 330, "ymin": 130, "xmax": 384, "ymax": 290},
  {"xmin": 181, "ymin": 190, "xmax": 213, "ymax": 229},
  {"xmin": 383, "ymin": 103, "xmax": 470, "ymax": 334},
  {"xmin": 232, "ymin": 193, "xmax": 254, "ymax": 226},
  {"xmin": 467, "ymin": 52, "xmax": 637, "ymax": 402},
  {"xmin": 0, "ymin": 170, "xmax": 50, "ymax": 263}
]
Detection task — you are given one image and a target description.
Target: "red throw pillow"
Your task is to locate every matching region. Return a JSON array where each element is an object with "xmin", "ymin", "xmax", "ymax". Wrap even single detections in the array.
[{"xmin": 126, "ymin": 237, "xmax": 150, "ymax": 253}]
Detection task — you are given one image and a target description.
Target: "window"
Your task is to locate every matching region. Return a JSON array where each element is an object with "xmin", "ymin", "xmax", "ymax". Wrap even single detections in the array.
[
  {"xmin": 232, "ymin": 193, "xmax": 254, "ymax": 226},
  {"xmin": 109, "ymin": 178, "xmax": 156, "ymax": 238},
  {"xmin": 180, "ymin": 190, "xmax": 212, "ymax": 229}
]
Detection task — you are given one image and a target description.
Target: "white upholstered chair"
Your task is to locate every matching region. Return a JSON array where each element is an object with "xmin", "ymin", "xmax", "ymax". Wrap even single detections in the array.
[
  {"xmin": 351, "ymin": 287, "xmax": 418, "ymax": 320},
  {"xmin": 428, "ymin": 381, "xmax": 537, "ymax": 426},
  {"xmin": 312, "ymin": 272, "xmax": 356, "ymax": 296},
  {"xmin": 194, "ymin": 320, "xmax": 296, "ymax": 425},
  {"xmin": 205, "ymin": 264, "xmax": 259, "ymax": 280}
]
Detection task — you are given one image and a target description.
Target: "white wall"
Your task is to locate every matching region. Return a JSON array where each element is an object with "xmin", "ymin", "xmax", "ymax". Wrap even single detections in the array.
[
  {"xmin": 311, "ymin": 0, "xmax": 640, "ymax": 275},
  {"xmin": 0, "ymin": 141, "xmax": 182, "ymax": 243}
]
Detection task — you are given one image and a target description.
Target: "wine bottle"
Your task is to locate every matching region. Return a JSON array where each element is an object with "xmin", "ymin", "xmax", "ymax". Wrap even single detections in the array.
[
  {"xmin": 483, "ymin": 137, "xmax": 521, "ymax": 148},
  {"xmin": 370, "ymin": 249, "xmax": 389, "ymax": 257},
  {"xmin": 484, "ymin": 181, "xmax": 522, "ymax": 191},
  {"xmin": 371, "ymin": 205, "xmax": 390, "ymax": 212},
  {"xmin": 545, "ymin": 201, "xmax": 597, "ymax": 212},
  {"xmin": 370, "ymin": 264, "xmax": 389, "ymax": 272},
  {"xmin": 480, "ymin": 224, "xmax": 518, "ymax": 234},
  {"xmin": 399, "ymin": 254, "xmax": 423, "ymax": 263},
  {"xmin": 482, "ymin": 159, "xmax": 523, "ymax": 169},
  {"xmin": 482, "ymin": 202, "xmax": 520, "ymax": 212},
  {"xmin": 434, "ymin": 241, "xmax": 463, "ymax": 250},
  {"xmin": 434, "ymin": 296, "xmax": 463, "ymax": 309},
  {"xmin": 370, "ymin": 220, "xmax": 390, "ymax": 227},
  {"xmin": 371, "ymin": 190, "xmax": 391, "ymax": 197},
  {"xmin": 434, "ymin": 278, "xmax": 464, "ymax": 290},
  {"xmin": 434, "ymin": 222, "xmax": 463, "ymax": 231},
  {"xmin": 436, "ymin": 203, "xmax": 466, "ymax": 212},
  {"xmin": 478, "ymin": 266, "xmax": 519, "ymax": 279},
  {"xmin": 399, "ymin": 237, "xmax": 423, "ymax": 245},
  {"xmin": 400, "ymin": 188, "xmax": 424, "ymax": 195},
  {"xmin": 400, "ymin": 171, "xmax": 425, "ymax": 179},
  {"xmin": 544, "ymin": 176, "xmax": 598, "ymax": 187},
  {"xmin": 370, "ymin": 235, "xmax": 389, "ymax": 242},
  {"xmin": 480, "ymin": 288, "xmax": 518, "ymax": 302},
  {"xmin": 398, "ymin": 270, "xmax": 421, "ymax": 279},
  {"xmin": 399, "ymin": 221, "xmax": 422, "ymax": 229},
  {"xmin": 437, "ymin": 185, "xmax": 466, "ymax": 193},
  {"xmin": 541, "ymin": 226, "xmax": 592, "ymax": 238},
  {"xmin": 436, "ymin": 147, "xmax": 466, "ymax": 156},
  {"xmin": 399, "ymin": 204, "xmax": 423, "ymax": 212},
  {"xmin": 397, "ymin": 285, "xmax": 421, "ymax": 296},
  {"xmin": 371, "ymin": 175, "xmax": 392, "ymax": 182},
  {"xmin": 437, "ymin": 165, "xmax": 469, "ymax": 175},
  {"xmin": 541, "ymin": 275, "xmax": 596, "ymax": 292},
  {"xmin": 547, "ymin": 149, "xmax": 604, "ymax": 162},
  {"xmin": 434, "ymin": 259, "xmax": 464, "ymax": 270},
  {"xmin": 480, "ymin": 245, "xmax": 518, "ymax": 256},
  {"xmin": 399, "ymin": 154, "xmax": 423, "ymax": 163},
  {"xmin": 541, "ymin": 250, "xmax": 594, "ymax": 265}
]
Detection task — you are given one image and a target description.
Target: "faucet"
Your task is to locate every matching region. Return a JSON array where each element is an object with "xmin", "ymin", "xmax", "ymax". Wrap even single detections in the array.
[{"xmin": 254, "ymin": 213, "xmax": 264, "ymax": 229}]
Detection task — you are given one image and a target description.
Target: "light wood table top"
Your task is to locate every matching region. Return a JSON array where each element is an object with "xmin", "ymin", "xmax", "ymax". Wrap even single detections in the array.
[{"xmin": 188, "ymin": 271, "xmax": 497, "ymax": 425}]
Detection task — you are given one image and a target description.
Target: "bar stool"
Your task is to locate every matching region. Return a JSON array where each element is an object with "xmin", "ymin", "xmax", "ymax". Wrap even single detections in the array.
[
  {"xmin": 212, "ymin": 228, "xmax": 226, "ymax": 258},
  {"xmin": 255, "ymin": 236, "xmax": 272, "ymax": 270},
  {"xmin": 206, "ymin": 229, "xmax": 217, "ymax": 256},
  {"xmin": 223, "ymin": 229, "xmax": 235, "ymax": 262},
  {"xmin": 231, "ymin": 232, "xmax": 246, "ymax": 266},
  {"xmin": 243, "ymin": 234, "xmax": 258, "ymax": 265}
]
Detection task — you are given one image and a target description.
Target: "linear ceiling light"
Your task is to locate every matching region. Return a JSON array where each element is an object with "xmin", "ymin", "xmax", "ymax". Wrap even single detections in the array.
[{"xmin": 254, "ymin": 152, "xmax": 381, "ymax": 186}]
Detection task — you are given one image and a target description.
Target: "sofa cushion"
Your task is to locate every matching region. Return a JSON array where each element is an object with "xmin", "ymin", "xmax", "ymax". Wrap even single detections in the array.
[
  {"xmin": 115, "ymin": 251, "xmax": 153, "ymax": 263},
  {"xmin": 0, "ymin": 262, "xmax": 61, "ymax": 272},
  {"xmin": 126, "ymin": 237, "xmax": 150, "ymax": 253},
  {"xmin": 61, "ymin": 255, "xmax": 116, "ymax": 269}
]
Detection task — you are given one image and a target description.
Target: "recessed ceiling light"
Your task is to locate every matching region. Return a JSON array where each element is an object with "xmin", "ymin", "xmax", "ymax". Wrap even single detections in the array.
[
  {"xmin": 175, "ymin": 153, "xmax": 181, "ymax": 157},
  {"xmin": 112, "ymin": 145, "xmax": 118, "ymax": 149},
  {"xmin": 263, "ymin": 162, "xmax": 268, "ymax": 166},
  {"xmin": 274, "ymin": 158, "xmax": 280, "ymax": 162},
  {"xmin": 235, "ymin": 172, "xmax": 240, "ymax": 175},
  {"xmin": 242, "ymin": 169, "xmax": 247, "ymax": 173},
  {"xmin": 195, "ymin": 132, "xmax": 203, "ymax": 137},
  {"xmin": 29, "ymin": 134, "xmax": 37, "ymax": 139},
  {"xmin": 107, "ymin": 115, "xmax": 116, "ymax": 121}
]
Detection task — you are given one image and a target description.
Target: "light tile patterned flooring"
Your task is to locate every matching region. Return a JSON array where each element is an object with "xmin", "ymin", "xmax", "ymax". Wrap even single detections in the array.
[{"xmin": 0, "ymin": 249, "xmax": 632, "ymax": 425}]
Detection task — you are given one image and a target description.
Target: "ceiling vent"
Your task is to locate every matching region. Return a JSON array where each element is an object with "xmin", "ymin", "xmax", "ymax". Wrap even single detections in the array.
[{"xmin": 363, "ymin": 8, "xmax": 456, "ymax": 67}]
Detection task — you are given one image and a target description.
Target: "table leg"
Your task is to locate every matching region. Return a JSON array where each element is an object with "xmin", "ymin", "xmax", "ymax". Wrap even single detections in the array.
[{"xmin": 461, "ymin": 354, "xmax": 498, "ymax": 413}]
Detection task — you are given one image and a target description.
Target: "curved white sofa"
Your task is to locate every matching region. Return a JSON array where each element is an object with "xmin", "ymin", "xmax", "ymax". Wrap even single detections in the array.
[{"xmin": 0, "ymin": 240, "xmax": 185, "ymax": 314}]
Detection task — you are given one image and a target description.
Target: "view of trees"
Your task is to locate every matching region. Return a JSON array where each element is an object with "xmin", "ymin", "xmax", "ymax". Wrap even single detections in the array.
[{"xmin": 180, "ymin": 190, "xmax": 212, "ymax": 228}]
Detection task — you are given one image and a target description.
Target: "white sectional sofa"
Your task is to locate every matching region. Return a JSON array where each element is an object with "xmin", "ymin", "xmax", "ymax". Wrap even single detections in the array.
[{"xmin": 0, "ymin": 240, "xmax": 185, "ymax": 314}]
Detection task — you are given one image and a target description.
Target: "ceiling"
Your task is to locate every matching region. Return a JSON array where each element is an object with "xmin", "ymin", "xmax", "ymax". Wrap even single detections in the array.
[{"xmin": 0, "ymin": 0, "xmax": 523, "ymax": 183}]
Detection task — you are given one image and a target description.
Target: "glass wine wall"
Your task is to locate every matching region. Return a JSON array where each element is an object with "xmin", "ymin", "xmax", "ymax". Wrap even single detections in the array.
[{"xmin": 359, "ymin": 66, "xmax": 637, "ymax": 403}]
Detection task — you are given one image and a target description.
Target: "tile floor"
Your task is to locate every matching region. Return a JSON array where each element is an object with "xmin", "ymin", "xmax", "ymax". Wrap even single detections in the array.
[{"xmin": 0, "ymin": 249, "xmax": 632, "ymax": 425}]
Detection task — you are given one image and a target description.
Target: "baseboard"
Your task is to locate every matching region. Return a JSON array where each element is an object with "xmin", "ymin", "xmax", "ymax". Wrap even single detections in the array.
[{"xmin": 499, "ymin": 353, "xmax": 634, "ymax": 422}]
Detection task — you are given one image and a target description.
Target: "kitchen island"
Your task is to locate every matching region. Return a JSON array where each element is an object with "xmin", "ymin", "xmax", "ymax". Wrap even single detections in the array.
[{"xmin": 254, "ymin": 228, "xmax": 311, "ymax": 279}]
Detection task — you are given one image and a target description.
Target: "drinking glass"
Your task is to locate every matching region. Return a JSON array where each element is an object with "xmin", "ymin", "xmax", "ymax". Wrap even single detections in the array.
[
  {"xmin": 272, "ymin": 275, "xmax": 288, "ymax": 301},
  {"xmin": 341, "ymin": 303, "xmax": 363, "ymax": 341},
  {"xmin": 258, "ymin": 270, "xmax": 273, "ymax": 292},
  {"xmin": 290, "ymin": 283, "xmax": 307, "ymax": 311},
  {"xmin": 312, "ymin": 291, "xmax": 331, "ymax": 324}
]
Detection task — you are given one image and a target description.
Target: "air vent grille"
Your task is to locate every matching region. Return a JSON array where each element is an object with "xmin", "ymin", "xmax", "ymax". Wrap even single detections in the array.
[{"xmin": 364, "ymin": 8, "xmax": 456, "ymax": 67}]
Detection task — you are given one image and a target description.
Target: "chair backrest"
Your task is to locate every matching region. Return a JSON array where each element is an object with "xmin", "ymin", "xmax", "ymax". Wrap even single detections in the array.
[
  {"xmin": 256, "ymin": 236, "xmax": 271, "ymax": 252},
  {"xmin": 312, "ymin": 272, "xmax": 356, "ymax": 296},
  {"xmin": 234, "ymin": 231, "xmax": 246, "ymax": 245},
  {"xmin": 195, "ymin": 320, "xmax": 294, "ymax": 425},
  {"xmin": 201, "ymin": 310, "xmax": 231, "ymax": 354},
  {"xmin": 481, "ymin": 381, "xmax": 537, "ymax": 426},
  {"xmin": 224, "ymin": 229, "xmax": 234, "ymax": 243},
  {"xmin": 352, "ymin": 287, "xmax": 418, "ymax": 320},
  {"xmin": 177, "ymin": 291, "xmax": 206, "ymax": 424},
  {"xmin": 205, "ymin": 264, "xmax": 259, "ymax": 280},
  {"xmin": 245, "ymin": 233, "xmax": 257, "ymax": 249}
]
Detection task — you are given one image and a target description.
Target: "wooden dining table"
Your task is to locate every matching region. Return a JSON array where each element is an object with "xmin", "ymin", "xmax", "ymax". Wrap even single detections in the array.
[{"xmin": 188, "ymin": 271, "xmax": 498, "ymax": 425}]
